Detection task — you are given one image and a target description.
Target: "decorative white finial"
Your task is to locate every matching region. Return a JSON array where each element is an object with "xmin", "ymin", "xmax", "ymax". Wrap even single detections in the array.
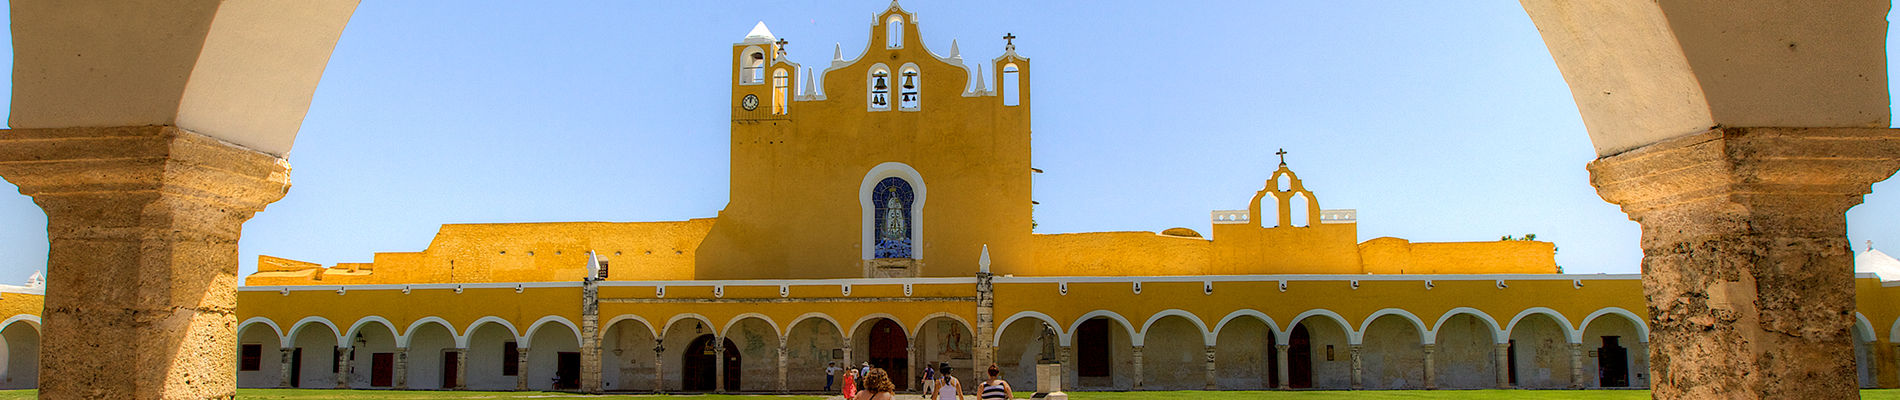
[
  {"xmin": 979, "ymin": 244, "xmax": 992, "ymax": 273},
  {"xmin": 745, "ymin": 21, "xmax": 776, "ymax": 42},
  {"xmin": 585, "ymin": 251, "xmax": 600, "ymax": 280},
  {"xmin": 949, "ymin": 39, "xmax": 961, "ymax": 59},
  {"xmin": 834, "ymin": 43, "xmax": 844, "ymax": 62}
]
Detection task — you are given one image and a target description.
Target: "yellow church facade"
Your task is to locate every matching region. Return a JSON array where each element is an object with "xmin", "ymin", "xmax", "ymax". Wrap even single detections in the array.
[{"xmin": 84, "ymin": 3, "xmax": 1895, "ymax": 394}]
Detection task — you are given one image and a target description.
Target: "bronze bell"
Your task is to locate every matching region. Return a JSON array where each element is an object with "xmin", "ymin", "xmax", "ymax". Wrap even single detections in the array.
[
  {"xmin": 874, "ymin": 76, "xmax": 888, "ymax": 91},
  {"xmin": 902, "ymin": 74, "xmax": 915, "ymax": 90}
]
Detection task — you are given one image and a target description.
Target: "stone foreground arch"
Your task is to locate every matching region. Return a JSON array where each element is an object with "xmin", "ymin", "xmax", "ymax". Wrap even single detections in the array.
[
  {"xmin": 1521, "ymin": 1, "xmax": 1900, "ymax": 398},
  {"xmin": 0, "ymin": 1, "xmax": 360, "ymax": 399}
]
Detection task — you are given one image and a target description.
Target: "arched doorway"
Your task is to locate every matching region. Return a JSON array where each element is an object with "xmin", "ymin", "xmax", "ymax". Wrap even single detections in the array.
[
  {"xmin": 866, "ymin": 319, "xmax": 909, "ymax": 391},
  {"xmin": 1289, "ymin": 324, "xmax": 1311, "ymax": 388},
  {"xmin": 682, "ymin": 334, "xmax": 739, "ymax": 391}
]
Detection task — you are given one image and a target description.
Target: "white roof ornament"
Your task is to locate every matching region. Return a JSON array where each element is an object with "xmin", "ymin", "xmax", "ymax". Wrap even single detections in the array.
[
  {"xmin": 1858, "ymin": 248, "xmax": 1900, "ymax": 282},
  {"xmin": 743, "ymin": 21, "xmax": 776, "ymax": 44},
  {"xmin": 979, "ymin": 244, "xmax": 992, "ymax": 274},
  {"xmin": 585, "ymin": 251, "xmax": 600, "ymax": 280},
  {"xmin": 949, "ymin": 39, "xmax": 961, "ymax": 60},
  {"xmin": 964, "ymin": 64, "xmax": 988, "ymax": 97},
  {"xmin": 25, "ymin": 272, "xmax": 43, "ymax": 289},
  {"xmin": 834, "ymin": 43, "xmax": 844, "ymax": 62}
]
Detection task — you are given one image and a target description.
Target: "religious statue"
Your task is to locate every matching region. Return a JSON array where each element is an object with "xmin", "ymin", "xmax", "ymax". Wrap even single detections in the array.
[
  {"xmin": 1037, "ymin": 322, "xmax": 1059, "ymax": 364},
  {"xmin": 881, "ymin": 194, "xmax": 907, "ymax": 242}
]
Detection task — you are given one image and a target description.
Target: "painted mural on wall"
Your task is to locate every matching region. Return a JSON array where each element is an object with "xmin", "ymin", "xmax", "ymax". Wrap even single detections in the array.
[
  {"xmin": 938, "ymin": 320, "xmax": 971, "ymax": 359},
  {"xmin": 873, "ymin": 177, "xmax": 914, "ymax": 258}
]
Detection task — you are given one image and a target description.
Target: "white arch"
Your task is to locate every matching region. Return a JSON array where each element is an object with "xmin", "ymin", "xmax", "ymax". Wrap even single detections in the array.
[
  {"xmin": 604, "ymin": 314, "xmax": 660, "ymax": 340},
  {"xmin": 721, "ymin": 313, "xmax": 783, "ymax": 339},
  {"xmin": 912, "ymin": 311, "xmax": 975, "ymax": 341},
  {"xmin": 1506, "ymin": 307, "xmax": 1581, "ymax": 344},
  {"xmin": 1213, "ymin": 310, "xmax": 1283, "ymax": 347},
  {"xmin": 1854, "ymin": 313, "xmax": 1878, "ymax": 342},
  {"xmin": 859, "ymin": 162, "xmax": 927, "ymax": 260},
  {"xmin": 995, "ymin": 311, "xmax": 1065, "ymax": 346},
  {"xmin": 786, "ymin": 312, "xmax": 846, "ymax": 338},
  {"xmin": 399, "ymin": 317, "xmax": 458, "ymax": 348},
  {"xmin": 1357, "ymin": 308, "xmax": 1429, "ymax": 345},
  {"xmin": 1429, "ymin": 307, "xmax": 1506, "ymax": 345},
  {"xmin": 662, "ymin": 313, "xmax": 716, "ymax": 338},
  {"xmin": 344, "ymin": 316, "xmax": 398, "ymax": 348},
  {"xmin": 525, "ymin": 315, "xmax": 583, "ymax": 346},
  {"xmin": 1288, "ymin": 309, "xmax": 1357, "ymax": 344},
  {"xmin": 849, "ymin": 313, "xmax": 909, "ymax": 338},
  {"xmin": 287, "ymin": 316, "xmax": 344, "ymax": 348},
  {"xmin": 1137, "ymin": 309, "xmax": 1212, "ymax": 347},
  {"xmin": 1888, "ymin": 315, "xmax": 1900, "ymax": 343},
  {"xmin": 459, "ymin": 316, "xmax": 522, "ymax": 348},
  {"xmin": 1066, "ymin": 310, "xmax": 1138, "ymax": 347},
  {"xmin": 1580, "ymin": 307, "xmax": 1650, "ymax": 343},
  {"xmin": 236, "ymin": 316, "xmax": 286, "ymax": 348}
]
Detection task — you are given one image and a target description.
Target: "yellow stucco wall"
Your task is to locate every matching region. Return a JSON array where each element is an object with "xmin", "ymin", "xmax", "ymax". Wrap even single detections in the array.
[
  {"xmin": 1360, "ymin": 238, "xmax": 1560, "ymax": 275},
  {"xmin": 246, "ymin": 220, "xmax": 714, "ymax": 286}
]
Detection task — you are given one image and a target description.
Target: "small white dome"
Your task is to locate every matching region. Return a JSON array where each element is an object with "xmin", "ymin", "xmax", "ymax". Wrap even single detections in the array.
[{"xmin": 743, "ymin": 21, "xmax": 776, "ymax": 43}]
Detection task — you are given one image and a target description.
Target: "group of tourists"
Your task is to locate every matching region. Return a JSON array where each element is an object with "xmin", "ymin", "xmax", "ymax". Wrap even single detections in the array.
[{"xmin": 826, "ymin": 361, "xmax": 1014, "ymax": 399}]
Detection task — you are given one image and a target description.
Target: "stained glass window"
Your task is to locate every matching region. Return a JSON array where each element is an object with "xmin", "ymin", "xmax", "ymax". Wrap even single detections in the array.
[{"xmin": 873, "ymin": 177, "xmax": 914, "ymax": 258}]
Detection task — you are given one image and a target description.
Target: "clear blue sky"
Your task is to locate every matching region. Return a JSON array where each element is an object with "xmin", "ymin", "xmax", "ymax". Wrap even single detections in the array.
[{"xmin": 2, "ymin": 1, "xmax": 1899, "ymax": 283}]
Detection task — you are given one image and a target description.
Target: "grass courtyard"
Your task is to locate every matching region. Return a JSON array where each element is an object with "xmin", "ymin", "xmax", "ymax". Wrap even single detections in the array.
[{"xmin": 0, "ymin": 389, "xmax": 1897, "ymax": 399}]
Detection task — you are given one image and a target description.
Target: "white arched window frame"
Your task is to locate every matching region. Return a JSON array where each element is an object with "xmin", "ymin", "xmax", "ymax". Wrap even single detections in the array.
[
  {"xmin": 860, "ymin": 162, "xmax": 926, "ymax": 260},
  {"xmin": 772, "ymin": 68, "xmax": 790, "ymax": 114},
  {"xmin": 739, "ymin": 46, "xmax": 766, "ymax": 85},
  {"xmin": 886, "ymin": 16, "xmax": 904, "ymax": 49},
  {"xmin": 898, "ymin": 63, "xmax": 921, "ymax": 111},
  {"xmin": 1002, "ymin": 63, "xmax": 1021, "ymax": 106},
  {"xmin": 867, "ymin": 64, "xmax": 892, "ymax": 111},
  {"xmin": 1289, "ymin": 192, "xmax": 1311, "ymax": 227}
]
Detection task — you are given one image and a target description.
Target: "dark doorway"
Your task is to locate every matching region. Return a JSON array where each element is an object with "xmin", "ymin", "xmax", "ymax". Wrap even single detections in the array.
[
  {"xmin": 1599, "ymin": 336, "xmax": 1629, "ymax": 387},
  {"xmin": 1077, "ymin": 318, "xmax": 1112, "ymax": 380},
  {"xmin": 683, "ymin": 335, "xmax": 741, "ymax": 391},
  {"xmin": 443, "ymin": 351, "xmax": 460, "ymax": 389},
  {"xmin": 291, "ymin": 348, "xmax": 304, "ymax": 388},
  {"xmin": 1506, "ymin": 340, "xmax": 1518, "ymax": 386},
  {"xmin": 371, "ymin": 353, "xmax": 394, "ymax": 387},
  {"xmin": 557, "ymin": 352, "xmax": 581, "ymax": 390},
  {"xmin": 867, "ymin": 319, "xmax": 909, "ymax": 391},
  {"xmin": 1265, "ymin": 330, "xmax": 1280, "ymax": 389},
  {"xmin": 1289, "ymin": 324, "xmax": 1312, "ymax": 388}
]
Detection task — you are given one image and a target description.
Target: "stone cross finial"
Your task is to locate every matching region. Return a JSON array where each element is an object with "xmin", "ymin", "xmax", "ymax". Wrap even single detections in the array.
[
  {"xmin": 1276, "ymin": 148, "xmax": 1288, "ymax": 165},
  {"xmin": 775, "ymin": 38, "xmax": 789, "ymax": 59},
  {"xmin": 1004, "ymin": 33, "xmax": 1016, "ymax": 51}
]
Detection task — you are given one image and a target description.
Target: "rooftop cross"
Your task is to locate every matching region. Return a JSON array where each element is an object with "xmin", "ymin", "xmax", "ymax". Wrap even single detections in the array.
[
  {"xmin": 1276, "ymin": 148, "xmax": 1288, "ymax": 166},
  {"xmin": 1004, "ymin": 33, "xmax": 1016, "ymax": 51}
]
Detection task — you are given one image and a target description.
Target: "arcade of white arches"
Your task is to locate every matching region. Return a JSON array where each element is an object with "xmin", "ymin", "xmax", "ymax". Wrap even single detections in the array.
[{"xmin": 0, "ymin": 1, "xmax": 1897, "ymax": 399}]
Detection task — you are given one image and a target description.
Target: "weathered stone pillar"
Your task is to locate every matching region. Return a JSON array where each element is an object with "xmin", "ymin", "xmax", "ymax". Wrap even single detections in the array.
[
  {"xmin": 1422, "ymin": 344, "xmax": 1436, "ymax": 390},
  {"xmin": 1568, "ymin": 343, "xmax": 1585, "ymax": 389},
  {"xmin": 516, "ymin": 347, "xmax": 530, "ymax": 391},
  {"xmin": 278, "ymin": 347, "xmax": 294, "ymax": 389},
  {"xmin": 455, "ymin": 348, "xmax": 470, "ymax": 390},
  {"xmin": 1275, "ymin": 344, "xmax": 1290, "ymax": 390},
  {"xmin": 1131, "ymin": 345, "xmax": 1144, "ymax": 390},
  {"xmin": 0, "ymin": 126, "xmax": 290, "ymax": 399},
  {"xmin": 581, "ymin": 279, "xmax": 602, "ymax": 393},
  {"xmin": 714, "ymin": 337, "xmax": 726, "ymax": 393},
  {"xmin": 906, "ymin": 337, "xmax": 918, "ymax": 392},
  {"xmin": 335, "ymin": 346, "xmax": 351, "ymax": 389},
  {"xmin": 777, "ymin": 335, "xmax": 789, "ymax": 393},
  {"xmin": 1204, "ymin": 345, "xmax": 1218, "ymax": 390},
  {"xmin": 1060, "ymin": 345, "xmax": 1074, "ymax": 389},
  {"xmin": 394, "ymin": 347, "xmax": 409, "ymax": 389},
  {"xmin": 1350, "ymin": 344, "xmax": 1364, "ymax": 390},
  {"xmin": 975, "ymin": 272, "xmax": 997, "ymax": 387},
  {"xmin": 1589, "ymin": 127, "xmax": 1900, "ymax": 399},
  {"xmin": 1633, "ymin": 341, "xmax": 1650, "ymax": 388},
  {"xmin": 1494, "ymin": 342, "xmax": 1512, "ymax": 389},
  {"xmin": 652, "ymin": 340, "xmax": 665, "ymax": 393},
  {"xmin": 842, "ymin": 338, "xmax": 854, "ymax": 377}
]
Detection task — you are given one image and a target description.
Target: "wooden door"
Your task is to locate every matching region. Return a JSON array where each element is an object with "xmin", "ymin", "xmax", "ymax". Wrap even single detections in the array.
[
  {"xmin": 558, "ymin": 352, "xmax": 581, "ymax": 390},
  {"xmin": 683, "ymin": 335, "xmax": 718, "ymax": 391},
  {"xmin": 1289, "ymin": 324, "xmax": 1312, "ymax": 388},
  {"xmin": 371, "ymin": 353, "xmax": 394, "ymax": 387},
  {"xmin": 443, "ymin": 351, "xmax": 460, "ymax": 389},
  {"xmin": 290, "ymin": 348, "xmax": 303, "ymax": 388},
  {"xmin": 867, "ymin": 319, "xmax": 907, "ymax": 391},
  {"xmin": 1077, "ymin": 319, "xmax": 1111, "ymax": 378},
  {"xmin": 722, "ymin": 340, "xmax": 742, "ymax": 391},
  {"xmin": 1600, "ymin": 336, "xmax": 1629, "ymax": 387}
]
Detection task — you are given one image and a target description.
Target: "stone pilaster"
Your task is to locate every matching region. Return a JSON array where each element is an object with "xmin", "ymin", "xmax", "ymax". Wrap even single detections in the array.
[
  {"xmin": 906, "ymin": 338, "xmax": 918, "ymax": 393},
  {"xmin": 335, "ymin": 346, "xmax": 351, "ymax": 389},
  {"xmin": 777, "ymin": 335, "xmax": 789, "ymax": 393},
  {"xmin": 842, "ymin": 338, "xmax": 854, "ymax": 378},
  {"xmin": 714, "ymin": 337, "xmax": 726, "ymax": 393},
  {"xmin": 1494, "ymin": 342, "xmax": 1512, "ymax": 389},
  {"xmin": 975, "ymin": 272, "xmax": 996, "ymax": 387},
  {"xmin": 1275, "ymin": 344, "xmax": 1290, "ymax": 390},
  {"xmin": 278, "ymin": 347, "xmax": 294, "ymax": 389},
  {"xmin": 0, "ymin": 126, "xmax": 290, "ymax": 399},
  {"xmin": 1131, "ymin": 345, "xmax": 1144, "ymax": 390},
  {"xmin": 580, "ymin": 279, "xmax": 602, "ymax": 393},
  {"xmin": 455, "ymin": 348, "xmax": 469, "ymax": 390},
  {"xmin": 393, "ymin": 347, "xmax": 409, "ymax": 389},
  {"xmin": 1568, "ymin": 343, "xmax": 1585, "ymax": 389},
  {"xmin": 1422, "ymin": 344, "xmax": 1436, "ymax": 390},
  {"xmin": 1350, "ymin": 344, "xmax": 1364, "ymax": 390},
  {"xmin": 1059, "ymin": 345, "xmax": 1073, "ymax": 389},
  {"xmin": 1634, "ymin": 341, "xmax": 1651, "ymax": 388},
  {"xmin": 1589, "ymin": 127, "xmax": 1900, "ymax": 399},
  {"xmin": 652, "ymin": 340, "xmax": 665, "ymax": 393},
  {"xmin": 516, "ymin": 347, "xmax": 530, "ymax": 391},
  {"xmin": 1204, "ymin": 345, "xmax": 1218, "ymax": 390}
]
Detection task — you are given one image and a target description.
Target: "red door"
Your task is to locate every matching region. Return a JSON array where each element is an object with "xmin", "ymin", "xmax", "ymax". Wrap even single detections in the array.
[
  {"xmin": 442, "ymin": 351, "xmax": 460, "ymax": 389},
  {"xmin": 1290, "ymin": 325, "xmax": 1312, "ymax": 388},
  {"xmin": 371, "ymin": 353, "xmax": 394, "ymax": 387},
  {"xmin": 868, "ymin": 319, "xmax": 908, "ymax": 391}
]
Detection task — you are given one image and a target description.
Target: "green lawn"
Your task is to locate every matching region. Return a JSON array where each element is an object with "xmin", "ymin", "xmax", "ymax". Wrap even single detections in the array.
[{"xmin": 0, "ymin": 389, "xmax": 1895, "ymax": 399}]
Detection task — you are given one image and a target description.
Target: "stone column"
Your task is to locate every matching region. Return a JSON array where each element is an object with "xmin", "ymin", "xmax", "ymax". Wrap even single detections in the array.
[
  {"xmin": 1568, "ymin": 343, "xmax": 1585, "ymax": 389},
  {"xmin": 1350, "ymin": 344, "xmax": 1364, "ymax": 390},
  {"xmin": 906, "ymin": 337, "xmax": 918, "ymax": 393},
  {"xmin": 653, "ymin": 340, "xmax": 665, "ymax": 393},
  {"xmin": 1634, "ymin": 341, "xmax": 1651, "ymax": 388},
  {"xmin": 1060, "ymin": 345, "xmax": 1074, "ymax": 389},
  {"xmin": 1422, "ymin": 344, "xmax": 1436, "ymax": 390},
  {"xmin": 1275, "ymin": 344, "xmax": 1290, "ymax": 390},
  {"xmin": 580, "ymin": 279, "xmax": 602, "ymax": 393},
  {"xmin": 394, "ymin": 347, "xmax": 409, "ymax": 389},
  {"xmin": 842, "ymin": 338, "xmax": 854, "ymax": 376},
  {"xmin": 455, "ymin": 348, "xmax": 470, "ymax": 390},
  {"xmin": 0, "ymin": 126, "xmax": 290, "ymax": 399},
  {"xmin": 278, "ymin": 347, "xmax": 294, "ymax": 389},
  {"xmin": 335, "ymin": 346, "xmax": 351, "ymax": 389},
  {"xmin": 1589, "ymin": 128, "xmax": 1900, "ymax": 399},
  {"xmin": 714, "ymin": 337, "xmax": 727, "ymax": 393},
  {"xmin": 516, "ymin": 347, "xmax": 530, "ymax": 391},
  {"xmin": 1131, "ymin": 345, "xmax": 1144, "ymax": 390},
  {"xmin": 1495, "ymin": 342, "xmax": 1512, "ymax": 389},
  {"xmin": 975, "ymin": 272, "xmax": 997, "ymax": 388},
  {"xmin": 777, "ymin": 335, "xmax": 789, "ymax": 394},
  {"xmin": 1204, "ymin": 345, "xmax": 1218, "ymax": 390}
]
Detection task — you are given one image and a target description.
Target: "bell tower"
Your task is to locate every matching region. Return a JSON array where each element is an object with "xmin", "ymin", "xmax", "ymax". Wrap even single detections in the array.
[{"xmin": 732, "ymin": 22, "xmax": 799, "ymax": 121}]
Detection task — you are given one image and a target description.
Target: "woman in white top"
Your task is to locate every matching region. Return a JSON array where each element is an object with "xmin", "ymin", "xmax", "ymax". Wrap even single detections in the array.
[{"xmin": 933, "ymin": 362, "xmax": 963, "ymax": 400}]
